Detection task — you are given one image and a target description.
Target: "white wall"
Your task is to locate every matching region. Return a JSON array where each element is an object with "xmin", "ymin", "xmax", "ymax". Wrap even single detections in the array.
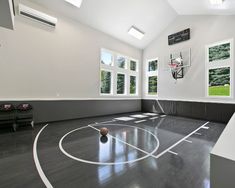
[
  {"xmin": 143, "ymin": 15, "xmax": 235, "ymax": 103},
  {"xmin": 211, "ymin": 112, "xmax": 235, "ymax": 188},
  {"xmin": 0, "ymin": 1, "xmax": 142, "ymax": 100}
]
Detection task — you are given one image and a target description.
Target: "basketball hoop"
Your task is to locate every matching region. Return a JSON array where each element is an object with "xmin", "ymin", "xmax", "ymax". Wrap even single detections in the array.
[
  {"xmin": 168, "ymin": 62, "xmax": 184, "ymax": 80},
  {"xmin": 164, "ymin": 49, "xmax": 191, "ymax": 81}
]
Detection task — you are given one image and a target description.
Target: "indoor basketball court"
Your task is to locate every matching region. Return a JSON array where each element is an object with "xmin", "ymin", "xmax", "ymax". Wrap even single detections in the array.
[
  {"xmin": 0, "ymin": 0, "xmax": 235, "ymax": 188},
  {"xmin": 1, "ymin": 113, "xmax": 225, "ymax": 188}
]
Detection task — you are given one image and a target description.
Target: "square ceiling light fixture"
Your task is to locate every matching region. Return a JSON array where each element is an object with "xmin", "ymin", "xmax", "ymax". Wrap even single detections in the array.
[
  {"xmin": 128, "ymin": 26, "xmax": 145, "ymax": 40},
  {"xmin": 65, "ymin": 0, "xmax": 83, "ymax": 8},
  {"xmin": 210, "ymin": 0, "xmax": 225, "ymax": 5}
]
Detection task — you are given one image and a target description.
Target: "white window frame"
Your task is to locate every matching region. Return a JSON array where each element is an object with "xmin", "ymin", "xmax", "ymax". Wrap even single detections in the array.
[
  {"xmin": 205, "ymin": 39, "xmax": 234, "ymax": 98},
  {"xmin": 100, "ymin": 48, "xmax": 139, "ymax": 97},
  {"xmin": 146, "ymin": 58, "xmax": 158, "ymax": 96}
]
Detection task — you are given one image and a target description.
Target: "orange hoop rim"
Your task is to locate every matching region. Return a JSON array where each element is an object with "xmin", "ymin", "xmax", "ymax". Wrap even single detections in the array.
[{"xmin": 169, "ymin": 63, "xmax": 181, "ymax": 71}]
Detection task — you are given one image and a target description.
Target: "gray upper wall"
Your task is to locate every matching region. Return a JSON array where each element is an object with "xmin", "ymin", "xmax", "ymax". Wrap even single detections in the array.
[
  {"xmin": 143, "ymin": 15, "xmax": 235, "ymax": 104},
  {"xmin": 0, "ymin": 0, "xmax": 142, "ymax": 100}
]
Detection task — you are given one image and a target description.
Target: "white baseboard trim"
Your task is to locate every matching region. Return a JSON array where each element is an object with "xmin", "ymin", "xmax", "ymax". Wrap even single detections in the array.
[{"xmin": 0, "ymin": 98, "xmax": 141, "ymax": 101}]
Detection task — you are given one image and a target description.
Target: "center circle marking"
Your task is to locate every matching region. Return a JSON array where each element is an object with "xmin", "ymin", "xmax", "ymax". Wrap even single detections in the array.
[{"xmin": 59, "ymin": 123, "xmax": 159, "ymax": 165}]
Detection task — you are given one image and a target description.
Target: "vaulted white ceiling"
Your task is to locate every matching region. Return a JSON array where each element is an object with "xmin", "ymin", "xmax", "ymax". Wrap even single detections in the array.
[
  {"xmin": 167, "ymin": 0, "xmax": 235, "ymax": 15},
  {"xmin": 28, "ymin": 0, "xmax": 177, "ymax": 49},
  {"xmin": 20, "ymin": 0, "xmax": 234, "ymax": 49}
]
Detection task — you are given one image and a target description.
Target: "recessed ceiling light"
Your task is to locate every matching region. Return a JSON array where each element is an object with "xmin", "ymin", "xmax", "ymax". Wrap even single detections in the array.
[
  {"xmin": 210, "ymin": 0, "xmax": 224, "ymax": 5},
  {"xmin": 65, "ymin": 0, "xmax": 83, "ymax": 8},
  {"xmin": 128, "ymin": 26, "xmax": 145, "ymax": 40}
]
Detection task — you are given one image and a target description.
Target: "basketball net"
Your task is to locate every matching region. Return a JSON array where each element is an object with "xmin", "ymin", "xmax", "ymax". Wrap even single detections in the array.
[{"xmin": 168, "ymin": 63, "xmax": 182, "ymax": 82}]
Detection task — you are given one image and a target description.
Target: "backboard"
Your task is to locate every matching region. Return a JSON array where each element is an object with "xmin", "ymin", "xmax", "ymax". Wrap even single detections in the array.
[{"xmin": 164, "ymin": 48, "xmax": 191, "ymax": 71}]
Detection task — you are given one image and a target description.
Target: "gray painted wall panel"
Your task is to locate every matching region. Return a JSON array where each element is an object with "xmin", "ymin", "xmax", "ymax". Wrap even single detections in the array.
[
  {"xmin": 142, "ymin": 99, "xmax": 235, "ymax": 123},
  {"xmin": 1, "ymin": 100, "xmax": 141, "ymax": 123}
]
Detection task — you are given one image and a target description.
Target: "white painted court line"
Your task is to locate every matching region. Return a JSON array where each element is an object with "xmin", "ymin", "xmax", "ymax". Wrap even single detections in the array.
[
  {"xmin": 155, "ymin": 122, "xmax": 210, "ymax": 159},
  {"xmin": 194, "ymin": 132, "xmax": 202, "ymax": 135},
  {"xmin": 168, "ymin": 150, "xmax": 178, "ymax": 156},
  {"xmin": 34, "ymin": 119, "xmax": 210, "ymax": 187},
  {"xmin": 59, "ymin": 123, "xmax": 160, "ymax": 165},
  {"xmin": 134, "ymin": 120, "xmax": 147, "ymax": 124},
  {"xmin": 184, "ymin": 139, "xmax": 193, "ymax": 143},
  {"xmin": 95, "ymin": 120, "xmax": 116, "ymax": 124},
  {"xmin": 202, "ymin": 126, "xmax": 209, "ymax": 130},
  {"xmin": 33, "ymin": 124, "xmax": 53, "ymax": 188},
  {"xmin": 60, "ymin": 121, "xmax": 210, "ymax": 168},
  {"xmin": 160, "ymin": 115, "xmax": 166, "ymax": 118},
  {"xmin": 115, "ymin": 117, "xmax": 135, "ymax": 121},
  {"xmin": 149, "ymin": 117, "xmax": 159, "ymax": 120},
  {"xmin": 130, "ymin": 114, "xmax": 148, "ymax": 118},
  {"xmin": 88, "ymin": 125, "xmax": 150, "ymax": 155},
  {"xmin": 143, "ymin": 113, "xmax": 158, "ymax": 116}
]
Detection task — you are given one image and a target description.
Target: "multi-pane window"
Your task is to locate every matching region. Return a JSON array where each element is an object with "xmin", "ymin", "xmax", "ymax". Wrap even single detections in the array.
[
  {"xmin": 206, "ymin": 39, "xmax": 233, "ymax": 97},
  {"xmin": 146, "ymin": 59, "xmax": 158, "ymax": 95},
  {"xmin": 100, "ymin": 48, "xmax": 138, "ymax": 96}
]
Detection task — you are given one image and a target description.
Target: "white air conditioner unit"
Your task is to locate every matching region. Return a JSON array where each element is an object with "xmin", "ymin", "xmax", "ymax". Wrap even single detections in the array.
[{"xmin": 18, "ymin": 4, "xmax": 57, "ymax": 27}]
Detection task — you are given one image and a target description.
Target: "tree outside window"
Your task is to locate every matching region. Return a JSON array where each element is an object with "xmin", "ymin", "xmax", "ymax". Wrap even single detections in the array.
[
  {"xmin": 130, "ymin": 76, "xmax": 136, "ymax": 94},
  {"xmin": 117, "ymin": 73, "xmax": 125, "ymax": 94},
  {"xmin": 148, "ymin": 76, "xmax": 157, "ymax": 95},
  {"xmin": 101, "ymin": 70, "xmax": 112, "ymax": 94}
]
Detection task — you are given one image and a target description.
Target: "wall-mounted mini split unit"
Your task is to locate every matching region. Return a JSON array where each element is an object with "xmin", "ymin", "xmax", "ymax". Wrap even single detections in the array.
[{"xmin": 18, "ymin": 4, "xmax": 57, "ymax": 27}]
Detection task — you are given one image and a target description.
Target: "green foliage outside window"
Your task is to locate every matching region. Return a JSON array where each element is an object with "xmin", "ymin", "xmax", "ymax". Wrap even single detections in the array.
[
  {"xmin": 101, "ymin": 70, "xmax": 111, "ymax": 94},
  {"xmin": 130, "ymin": 76, "xmax": 136, "ymax": 94},
  {"xmin": 117, "ymin": 56, "xmax": 126, "ymax": 68},
  {"xmin": 209, "ymin": 67, "xmax": 230, "ymax": 96},
  {"xmin": 209, "ymin": 43, "xmax": 230, "ymax": 62},
  {"xmin": 148, "ymin": 76, "xmax": 157, "ymax": 95},
  {"xmin": 148, "ymin": 60, "xmax": 158, "ymax": 72},
  {"xmin": 117, "ymin": 74, "xmax": 125, "ymax": 94},
  {"xmin": 130, "ymin": 60, "xmax": 137, "ymax": 71}
]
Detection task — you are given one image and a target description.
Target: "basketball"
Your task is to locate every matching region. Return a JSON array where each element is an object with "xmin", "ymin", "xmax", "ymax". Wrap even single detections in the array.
[{"xmin": 100, "ymin": 127, "xmax": 108, "ymax": 136}]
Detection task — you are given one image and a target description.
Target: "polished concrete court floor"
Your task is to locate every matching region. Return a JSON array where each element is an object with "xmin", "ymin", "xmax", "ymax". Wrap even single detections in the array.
[{"xmin": 0, "ymin": 113, "xmax": 225, "ymax": 188}]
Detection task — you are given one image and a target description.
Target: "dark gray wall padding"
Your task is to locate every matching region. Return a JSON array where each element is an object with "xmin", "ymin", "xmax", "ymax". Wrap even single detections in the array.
[
  {"xmin": 142, "ymin": 99, "xmax": 235, "ymax": 123},
  {"xmin": 0, "ymin": 100, "xmax": 141, "ymax": 123}
]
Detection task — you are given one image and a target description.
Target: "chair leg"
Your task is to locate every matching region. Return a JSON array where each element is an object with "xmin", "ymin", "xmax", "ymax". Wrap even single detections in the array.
[
  {"xmin": 13, "ymin": 123, "xmax": 17, "ymax": 132},
  {"xmin": 31, "ymin": 121, "xmax": 34, "ymax": 129}
]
